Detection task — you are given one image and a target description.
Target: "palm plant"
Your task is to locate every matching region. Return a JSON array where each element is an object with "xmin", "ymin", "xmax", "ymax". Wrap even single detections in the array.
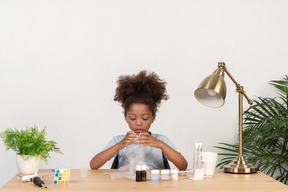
[{"xmin": 215, "ymin": 75, "xmax": 288, "ymax": 185}]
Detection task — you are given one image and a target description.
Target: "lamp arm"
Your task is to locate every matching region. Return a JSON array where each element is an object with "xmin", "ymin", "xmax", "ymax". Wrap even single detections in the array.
[{"xmin": 218, "ymin": 62, "xmax": 253, "ymax": 105}]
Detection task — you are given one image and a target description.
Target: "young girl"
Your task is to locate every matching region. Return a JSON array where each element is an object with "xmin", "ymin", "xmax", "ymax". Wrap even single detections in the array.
[{"xmin": 90, "ymin": 70, "xmax": 188, "ymax": 170}]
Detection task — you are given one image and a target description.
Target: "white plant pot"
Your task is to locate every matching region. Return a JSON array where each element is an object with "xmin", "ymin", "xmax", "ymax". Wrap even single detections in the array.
[{"xmin": 16, "ymin": 154, "xmax": 41, "ymax": 174}]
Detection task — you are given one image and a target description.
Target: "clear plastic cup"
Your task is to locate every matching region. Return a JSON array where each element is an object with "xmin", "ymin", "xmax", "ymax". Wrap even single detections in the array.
[
  {"xmin": 202, "ymin": 152, "xmax": 218, "ymax": 175},
  {"xmin": 80, "ymin": 167, "xmax": 88, "ymax": 177}
]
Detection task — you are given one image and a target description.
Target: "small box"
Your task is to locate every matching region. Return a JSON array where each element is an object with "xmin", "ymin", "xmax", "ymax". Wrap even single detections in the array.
[{"xmin": 52, "ymin": 168, "xmax": 71, "ymax": 184}]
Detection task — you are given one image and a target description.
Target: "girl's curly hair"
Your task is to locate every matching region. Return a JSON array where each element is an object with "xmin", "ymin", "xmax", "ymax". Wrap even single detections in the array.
[{"xmin": 114, "ymin": 70, "xmax": 168, "ymax": 115}]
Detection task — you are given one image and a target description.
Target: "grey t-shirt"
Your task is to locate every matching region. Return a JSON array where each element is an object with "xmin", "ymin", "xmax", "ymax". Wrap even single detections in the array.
[{"xmin": 104, "ymin": 133, "xmax": 178, "ymax": 169}]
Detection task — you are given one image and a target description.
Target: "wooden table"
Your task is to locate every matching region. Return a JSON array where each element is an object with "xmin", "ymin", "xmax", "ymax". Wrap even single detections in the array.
[{"xmin": 0, "ymin": 169, "xmax": 287, "ymax": 192}]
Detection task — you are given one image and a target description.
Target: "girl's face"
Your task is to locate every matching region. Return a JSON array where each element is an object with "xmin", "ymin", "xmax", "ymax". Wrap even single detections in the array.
[{"xmin": 125, "ymin": 103, "xmax": 155, "ymax": 135}]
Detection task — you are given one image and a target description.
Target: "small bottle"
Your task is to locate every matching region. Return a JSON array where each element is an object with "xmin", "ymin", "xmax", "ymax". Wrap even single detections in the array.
[
  {"xmin": 170, "ymin": 169, "xmax": 179, "ymax": 181},
  {"xmin": 161, "ymin": 170, "xmax": 170, "ymax": 181},
  {"xmin": 136, "ymin": 165, "xmax": 142, "ymax": 182},
  {"xmin": 141, "ymin": 165, "xmax": 147, "ymax": 182},
  {"xmin": 151, "ymin": 170, "xmax": 160, "ymax": 181}
]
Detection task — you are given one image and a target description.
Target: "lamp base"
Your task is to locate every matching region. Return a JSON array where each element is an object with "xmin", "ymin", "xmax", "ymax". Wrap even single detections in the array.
[{"xmin": 224, "ymin": 155, "xmax": 258, "ymax": 174}]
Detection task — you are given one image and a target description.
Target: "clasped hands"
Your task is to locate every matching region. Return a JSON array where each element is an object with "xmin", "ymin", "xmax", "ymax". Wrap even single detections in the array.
[{"xmin": 118, "ymin": 131, "xmax": 163, "ymax": 150}]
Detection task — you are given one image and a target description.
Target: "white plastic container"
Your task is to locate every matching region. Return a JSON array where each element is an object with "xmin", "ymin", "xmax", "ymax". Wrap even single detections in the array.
[
  {"xmin": 151, "ymin": 170, "xmax": 160, "ymax": 181},
  {"xmin": 161, "ymin": 170, "xmax": 170, "ymax": 181},
  {"xmin": 170, "ymin": 169, "xmax": 179, "ymax": 181}
]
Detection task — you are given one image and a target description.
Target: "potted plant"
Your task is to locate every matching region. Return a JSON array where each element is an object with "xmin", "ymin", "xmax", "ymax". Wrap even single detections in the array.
[
  {"xmin": 0, "ymin": 125, "xmax": 63, "ymax": 174},
  {"xmin": 215, "ymin": 75, "xmax": 288, "ymax": 185}
]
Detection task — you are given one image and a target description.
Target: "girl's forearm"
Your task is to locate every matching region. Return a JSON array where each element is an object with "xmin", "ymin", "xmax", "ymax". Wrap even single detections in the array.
[
  {"xmin": 90, "ymin": 143, "xmax": 120, "ymax": 169},
  {"xmin": 159, "ymin": 142, "xmax": 188, "ymax": 170}
]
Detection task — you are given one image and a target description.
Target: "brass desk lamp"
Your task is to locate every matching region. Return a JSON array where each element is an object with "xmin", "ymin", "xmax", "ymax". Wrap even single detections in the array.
[{"xmin": 194, "ymin": 62, "xmax": 258, "ymax": 174}]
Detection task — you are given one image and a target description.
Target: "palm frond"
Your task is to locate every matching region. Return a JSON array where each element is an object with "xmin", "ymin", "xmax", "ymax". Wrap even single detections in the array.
[{"xmin": 214, "ymin": 75, "xmax": 288, "ymax": 185}]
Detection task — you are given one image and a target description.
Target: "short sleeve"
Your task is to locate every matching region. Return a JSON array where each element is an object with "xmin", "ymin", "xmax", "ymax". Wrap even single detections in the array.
[
  {"xmin": 151, "ymin": 133, "xmax": 179, "ymax": 160},
  {"xmin": 103, "ymin": 135, "xmax": 125, "ymax": 160}
]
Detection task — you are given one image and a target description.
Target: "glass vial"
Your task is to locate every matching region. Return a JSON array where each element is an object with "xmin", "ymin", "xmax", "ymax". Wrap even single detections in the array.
[
  {"xmin": 136, "ymin": 165, "xmax": 142, "ymax": 182},
  {"xmin": 141, "ymin": 165, "xmax": 147, "ymax": 182}
]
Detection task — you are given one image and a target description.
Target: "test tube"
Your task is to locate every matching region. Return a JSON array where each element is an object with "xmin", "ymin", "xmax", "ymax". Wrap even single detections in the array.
[{"xmin": 193, "ymin": 143, "xmax": 203, "ymax": 170}]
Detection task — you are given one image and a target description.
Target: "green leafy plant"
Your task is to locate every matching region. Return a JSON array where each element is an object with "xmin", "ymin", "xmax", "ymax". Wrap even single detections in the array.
[
  {"xmin": 215, "ymin": 75, "xmax": 288, "ymax": 185},
  {"xmin": 0, "ymin": 125, "xmax": 63, "ymax": 163}
]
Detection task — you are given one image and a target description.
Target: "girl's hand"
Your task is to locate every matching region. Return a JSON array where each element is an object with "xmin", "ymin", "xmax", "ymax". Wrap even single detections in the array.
[
  {"xmin": 117, "ymin": 131, "xmax": 138, "ymax": 150},
  {"xmin": 137, "ymin": 132, "xmax": 163, "ymax": 148}
]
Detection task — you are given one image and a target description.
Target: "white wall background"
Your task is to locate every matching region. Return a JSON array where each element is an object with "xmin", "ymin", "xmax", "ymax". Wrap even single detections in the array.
[{"xmin": 0, "ymin": 0, "xmax": 287, "ymax": 187}]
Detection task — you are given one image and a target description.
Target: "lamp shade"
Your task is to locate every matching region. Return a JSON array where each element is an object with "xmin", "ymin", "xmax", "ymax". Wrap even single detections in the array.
[{"xmin": 194, "ymin": 67, "xmax": 226, "ymax": 108}]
